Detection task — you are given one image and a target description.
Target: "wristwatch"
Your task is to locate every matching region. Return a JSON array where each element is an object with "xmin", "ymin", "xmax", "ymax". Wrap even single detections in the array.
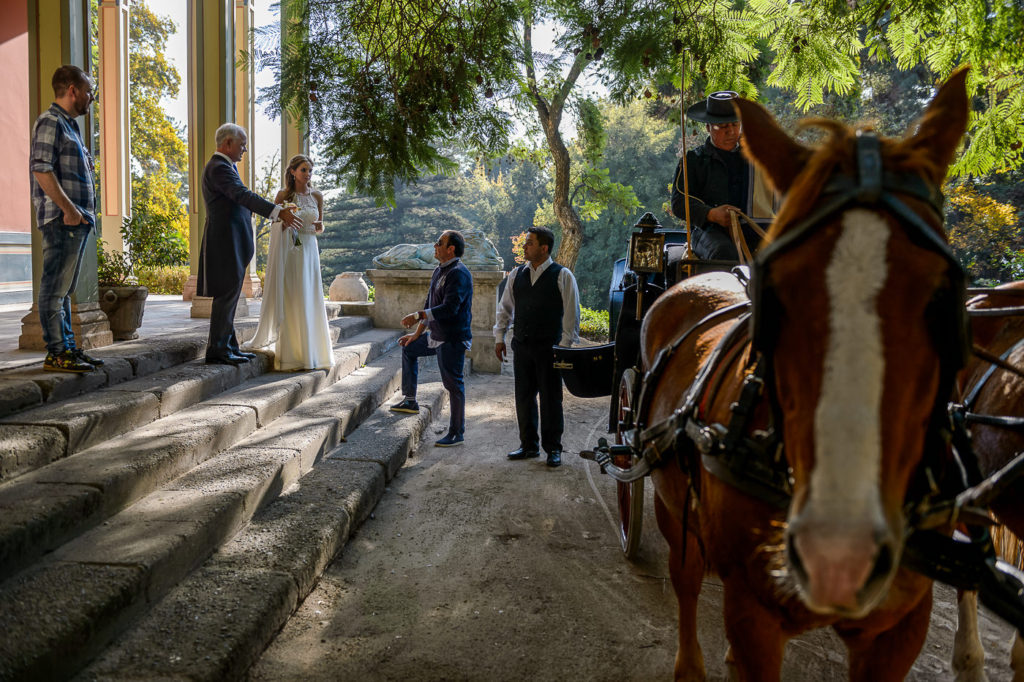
[{"xmin": 417, "ymin": 310, "xmax": 426, "ymax": 321}]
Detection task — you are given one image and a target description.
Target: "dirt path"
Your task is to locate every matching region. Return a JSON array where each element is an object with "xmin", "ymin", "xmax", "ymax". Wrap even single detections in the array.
[{"xmin": 250, "ymin": 371, "xmax": 1016, "ymax": 681}]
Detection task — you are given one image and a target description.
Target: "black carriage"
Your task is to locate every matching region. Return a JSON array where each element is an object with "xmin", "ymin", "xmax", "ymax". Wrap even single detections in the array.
[{"xmin": 554, "ymin": 211, "xmax": 743, "ymax": 557}]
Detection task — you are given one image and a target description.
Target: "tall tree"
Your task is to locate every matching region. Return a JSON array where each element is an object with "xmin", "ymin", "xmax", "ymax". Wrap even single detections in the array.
[{"xmin": 128, "ymin": 2, "xmax": 189, "ymax": 266}]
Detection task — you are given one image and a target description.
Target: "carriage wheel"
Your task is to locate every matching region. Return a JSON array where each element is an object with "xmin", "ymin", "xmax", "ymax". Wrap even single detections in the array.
[{"xmin": 614, "ymin": 368, "xmax": 644, "ymax": 559}]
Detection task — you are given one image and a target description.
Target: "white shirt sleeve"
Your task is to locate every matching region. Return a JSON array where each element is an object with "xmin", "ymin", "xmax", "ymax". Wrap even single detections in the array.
[
  {"xmin": 492, "ymin": 269, "xmax": 517, "ymax": 344},
  {"xmin": 558, "ymin": 267, "xmax": 581, "ymax": 347}
]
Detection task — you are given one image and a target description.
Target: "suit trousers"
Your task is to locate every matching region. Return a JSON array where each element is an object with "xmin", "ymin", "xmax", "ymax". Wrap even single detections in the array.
[
  {"xmin": 207, "ymin": 276, "xmax": 244, "ymax": 359},
  {"xmin": 511, "ymin": 337, "xmax": 563, "ymax": 454},
  {"xmin": 401, "ymin": 333, "xmax": 466, "ymax": 436}
]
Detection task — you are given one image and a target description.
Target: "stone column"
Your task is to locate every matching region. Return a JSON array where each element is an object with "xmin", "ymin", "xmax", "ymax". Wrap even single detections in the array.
[
  {"xmin": 97, "ymin": 0, "xmax": 131, "ymax": 253},
  {"xmin": 234, "ymin": 0, "xmax": 261, "ymax": 298},
  {"xmin": 19, "ymin": 0, "xmax": 113, "ymax": 350},
  {"xmin": 183, "ymin": 0, "xmax": 247, "ymax": 317},
  {"xmin": 366, "ymin": 269, "xmax": 505, "ymax": 374}
]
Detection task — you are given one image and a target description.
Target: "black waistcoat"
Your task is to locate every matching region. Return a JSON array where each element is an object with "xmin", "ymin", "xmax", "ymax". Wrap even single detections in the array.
[{"xmin": 513, "ymin": 262, "xmax": 563, "ymax": 344}]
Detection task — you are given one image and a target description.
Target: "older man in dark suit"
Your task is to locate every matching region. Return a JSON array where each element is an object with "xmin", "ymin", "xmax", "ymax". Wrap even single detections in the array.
[{"xmin": 198, "ymin": 123, "xmax": 299, "ymax": 365}]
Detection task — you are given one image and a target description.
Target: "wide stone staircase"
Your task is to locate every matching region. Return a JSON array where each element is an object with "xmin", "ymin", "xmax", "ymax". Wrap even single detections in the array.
[{"xmin": 0, "ymin": 305, "xmax": 448, "ymax": 680}]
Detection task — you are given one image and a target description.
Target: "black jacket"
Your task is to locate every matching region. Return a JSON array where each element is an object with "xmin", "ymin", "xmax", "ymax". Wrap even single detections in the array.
[
  {"xmin": 425, "ymin": 258, "xmax": 473, "ymax": 344},
  {"xmin": 197, "ymin": 154, "xmax": 276, "ymax": 298},
  {"xmin": 671, "ymin": 139, "xmax": 752, "ymax": 230}
]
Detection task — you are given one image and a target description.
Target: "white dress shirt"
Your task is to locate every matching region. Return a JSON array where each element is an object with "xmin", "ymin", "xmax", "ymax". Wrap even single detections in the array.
[{"xmin": 493, "ymin": 257, "xmax": 580, "ymax": 347}]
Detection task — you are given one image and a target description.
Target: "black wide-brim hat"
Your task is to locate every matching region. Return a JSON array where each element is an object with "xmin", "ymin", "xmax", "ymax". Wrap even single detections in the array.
[{"xmin": 685, "ymin": 91, "xmax": 740, "ymax": 124}]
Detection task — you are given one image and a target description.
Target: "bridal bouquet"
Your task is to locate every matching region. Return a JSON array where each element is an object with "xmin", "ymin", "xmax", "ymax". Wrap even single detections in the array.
[{"xmin": 281, "ymin": 202, "xmax": 302, "ymax": 248}]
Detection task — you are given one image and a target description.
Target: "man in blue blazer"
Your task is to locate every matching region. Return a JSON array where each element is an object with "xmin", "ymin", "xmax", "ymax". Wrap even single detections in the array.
[
  {"xmin": 197, "ymin": 123, "xmax": 299, "ymax": 365},
  {"xmin": 389, "ymin": 230, "xmax": 474, "ymax": 447}
]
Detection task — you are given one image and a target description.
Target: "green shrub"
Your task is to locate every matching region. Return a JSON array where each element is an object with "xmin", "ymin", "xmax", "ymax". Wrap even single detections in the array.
[
  {"xmin": 367, "ymin": 284, "xmax": 375, "ymax": 302},
  {"xmin": 580, "ymin": 306, "xmax": 609, "ymax": 343},
  {"xmin": 136, "ymin": 265, "xmax": 190, "ymax": 294},
  {"xmin": 96, "ymin": 238, "xmax": 137, "ymax": 286},
  {"xmin": 121, "ymin": 210, "xmax": 189, "ymax": 268}
]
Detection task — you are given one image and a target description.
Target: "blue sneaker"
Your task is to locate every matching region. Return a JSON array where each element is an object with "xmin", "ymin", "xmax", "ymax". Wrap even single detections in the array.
[{"xmin": 435, "ymin": 433, "xmax": 464, "ymax": 447}]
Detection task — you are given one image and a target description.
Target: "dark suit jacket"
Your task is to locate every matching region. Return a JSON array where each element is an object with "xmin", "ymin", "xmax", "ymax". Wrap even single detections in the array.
[
  {"xmin": 197, "ymin": 154, "xmax": 275, "ymax": 297},
  {"xmin": 424, "ymin": 259, "xmax": 473, "ymax": 344}
]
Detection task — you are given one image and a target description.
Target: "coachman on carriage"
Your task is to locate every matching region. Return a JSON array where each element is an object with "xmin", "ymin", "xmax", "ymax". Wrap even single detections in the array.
[{"xmin": 552, "ymin": 68, "xmax": 1024, "ymax": 680}]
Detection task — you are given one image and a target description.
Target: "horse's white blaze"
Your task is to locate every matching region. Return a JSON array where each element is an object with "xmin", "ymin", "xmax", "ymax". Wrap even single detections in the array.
[{"xmin": 810, "ymin": 209, "xmax": 890, "ymax": 521}]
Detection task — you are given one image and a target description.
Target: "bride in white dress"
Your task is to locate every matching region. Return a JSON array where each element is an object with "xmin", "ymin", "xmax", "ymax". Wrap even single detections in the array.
[{"xmin": 247, "ymin": 154, "xmax": 334, "ymax": 370}]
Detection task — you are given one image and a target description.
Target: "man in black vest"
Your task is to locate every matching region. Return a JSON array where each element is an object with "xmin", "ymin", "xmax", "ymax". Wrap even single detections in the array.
[{"xmin": 493, "ymin": 226, "xmax": 580, "ymax": 467}]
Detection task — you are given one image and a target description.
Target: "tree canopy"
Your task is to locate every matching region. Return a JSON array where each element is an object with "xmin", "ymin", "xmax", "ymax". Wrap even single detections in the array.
[
  {"xmin": 257, "ymin": 0, "xmax": 1023, "ymax": 273},
  {"xmin": 262, "ymin": 0, "xmax": 1022, "ymax": 184}
]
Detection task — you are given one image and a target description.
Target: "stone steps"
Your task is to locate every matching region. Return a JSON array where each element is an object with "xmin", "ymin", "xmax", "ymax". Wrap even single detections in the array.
[
  {"xmin": 0, "ymin": 327, "xmax": 438, "ymax": 680},
  {"xmin": 0, "ymin": 316, "xmax": 373, "ymax": 484},
  {"xmin": 0, "ymin": 302, "xmax": 366, "ymax": 422},
  {"xmin": 0, "ymin": 324, "xmax": 397, "ymax": 583},
  {"xmin": 80, "ymin": 381, "xmax": 447, "ymax": 681}
]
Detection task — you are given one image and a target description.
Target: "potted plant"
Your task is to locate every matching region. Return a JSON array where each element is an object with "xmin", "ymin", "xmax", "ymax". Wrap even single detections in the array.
[{"xmin": 97, "ymin": 234, "xmax": 149, "ymax": 341}]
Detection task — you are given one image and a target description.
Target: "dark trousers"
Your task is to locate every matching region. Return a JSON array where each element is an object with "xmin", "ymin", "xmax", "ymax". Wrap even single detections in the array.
[
  {"xmin": 207, "ymin": 276, "xmax": 244, "ymax": 359},
  {"xmin": 401, "ymin": 333, "xmax": 466, "ymax": 436},
  {"xmin": 512, "ymin": 338, "xmax": 563, "ymax": 454},
  {"xmin": 692, "ymin": 224, "xmax": 763, "ymax": 261}
]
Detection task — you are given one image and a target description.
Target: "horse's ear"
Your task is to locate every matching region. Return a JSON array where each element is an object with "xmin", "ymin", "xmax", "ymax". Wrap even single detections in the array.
[
  {"xmin": 905, "ymin": 66, "xmax": 970, "ymax": 180},
  {"xmin": 734, "ymin": 98, "xmax": 810, "ymax": 194}
]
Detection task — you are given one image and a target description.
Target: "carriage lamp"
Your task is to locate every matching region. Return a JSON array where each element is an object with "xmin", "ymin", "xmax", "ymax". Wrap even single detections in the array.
[
  {"xmin": 628, "ymin": 212, "xmax": 666, "ymax": 275},
  {"xmin": 629, "ymin": 212, "xmax": 666, "ymax": 319}
]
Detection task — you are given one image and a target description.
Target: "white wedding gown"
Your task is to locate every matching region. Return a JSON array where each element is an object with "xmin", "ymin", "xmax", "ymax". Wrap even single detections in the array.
[{"xmin": 247, "ymin": 192, "xmax": 334, "ymax": 370}]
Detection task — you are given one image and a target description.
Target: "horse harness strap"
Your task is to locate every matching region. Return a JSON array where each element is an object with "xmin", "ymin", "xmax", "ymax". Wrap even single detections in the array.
[
  {"xmin": 624, "ymin": 299, "xmax": 791, "ymax": 509},
  {"xmin": 626, "ymin": 301, "xmax": 750, "ymax": 467}
]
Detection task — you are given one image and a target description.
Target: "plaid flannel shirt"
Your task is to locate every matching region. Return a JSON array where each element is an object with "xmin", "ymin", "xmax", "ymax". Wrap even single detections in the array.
[{"xmin": 30, "ymin": 103, "xmax": 96, "ymax": 229}]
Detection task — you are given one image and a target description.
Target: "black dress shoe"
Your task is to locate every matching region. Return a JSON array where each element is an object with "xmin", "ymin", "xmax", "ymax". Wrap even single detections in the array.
[
  {"xmin": 507, "ymin": 447, "xmax": 540, "ymax": 460},
  {"xmin": 546, "ymin": 450, "xmax": 562, "ymax": 468},
  {"xmin": 206, "ymin": 354, "xmax": 245, "ymax": 366},
  {"xmin": 234, "ymin": 351, "xmax": 257, "ymax": 360}
]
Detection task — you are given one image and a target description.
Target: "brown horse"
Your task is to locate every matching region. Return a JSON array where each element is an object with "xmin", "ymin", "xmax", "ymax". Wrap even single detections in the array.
[
  {"xmin": 638, "ymin": 68, "xmax": 969, "ymax": 681},
  {"xmin": 950, "ymin": 283, "xmax": 1024, "ymax": 682}
]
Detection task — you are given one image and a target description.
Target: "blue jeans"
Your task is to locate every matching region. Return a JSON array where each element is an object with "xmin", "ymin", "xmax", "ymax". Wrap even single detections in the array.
[
  {"xmin": 38, "ymin": 220, "xmax": 91, "ymax": 354},
  {"xmin": 400, "ymin": 333, "xmax": 466, "ymax": 436}
]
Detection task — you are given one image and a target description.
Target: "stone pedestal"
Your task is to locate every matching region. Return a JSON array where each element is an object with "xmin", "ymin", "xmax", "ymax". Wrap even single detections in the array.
[
  {"xmin": 190, "ymin": 295, "xmax": 249, "ymax": 319},
  {"xmin": 366, "ymin": 268, "xmax": 505, "ymax": 374},
  {"xmin": 185, "ymin": 274, "xmax": 260, "ymax": 300},
  {"xmin": 18, "ymin": 302, "xmax": 114, "ymax": 351},
  {"xmin": 242, "ymin": 273, "xmax": 262, "ymax": 298},
  {"xmin": 183, "ymin": 274, "xmax": 198, "ymax": 301}
]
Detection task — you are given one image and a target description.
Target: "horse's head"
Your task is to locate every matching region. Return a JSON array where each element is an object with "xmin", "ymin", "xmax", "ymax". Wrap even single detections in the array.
[{"xmin": 735, "ymin": 69, "xmax": 970, "ymax": 618}]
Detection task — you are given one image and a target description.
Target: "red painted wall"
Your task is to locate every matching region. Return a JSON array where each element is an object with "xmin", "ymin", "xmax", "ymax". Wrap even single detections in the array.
[{"xmin": 0, "ymin": 2, "xmax": 30, "ymax": 234}]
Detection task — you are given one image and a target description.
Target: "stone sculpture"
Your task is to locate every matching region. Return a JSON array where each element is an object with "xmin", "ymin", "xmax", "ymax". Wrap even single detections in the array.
[{"xmin": 372, "ymin": 226, "xmax": 504, "ymax": 270}]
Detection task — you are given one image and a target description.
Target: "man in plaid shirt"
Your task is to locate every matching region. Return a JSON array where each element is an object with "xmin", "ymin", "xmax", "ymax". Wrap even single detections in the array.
[{"xmin": 30, "ymin": 65, "xmax": 106, "ymax": 373}]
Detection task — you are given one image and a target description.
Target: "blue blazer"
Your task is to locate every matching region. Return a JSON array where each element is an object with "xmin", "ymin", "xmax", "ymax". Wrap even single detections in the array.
[
  {"xmin": 197, "ymin": 154, "xmax": 276, "ymax": 298},
  {"xmin": 425, "ymin": 259, "xmax": 473, "ymax": 344}
]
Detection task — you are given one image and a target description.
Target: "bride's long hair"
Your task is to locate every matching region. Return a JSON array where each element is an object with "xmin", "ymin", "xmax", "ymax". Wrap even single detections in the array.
[{"xmin": 282, "ymin": 154, "xmax": 314, "ymax": 204}]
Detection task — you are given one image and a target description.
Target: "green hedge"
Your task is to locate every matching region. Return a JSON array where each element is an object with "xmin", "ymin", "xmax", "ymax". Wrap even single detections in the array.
[
  {"xmin": 580, "ymin": 306, "xmax": 609, "ymax": 343},
  {"xmin": 136, "ymin": 265, "xmax": 190, "ymax": 295}
]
